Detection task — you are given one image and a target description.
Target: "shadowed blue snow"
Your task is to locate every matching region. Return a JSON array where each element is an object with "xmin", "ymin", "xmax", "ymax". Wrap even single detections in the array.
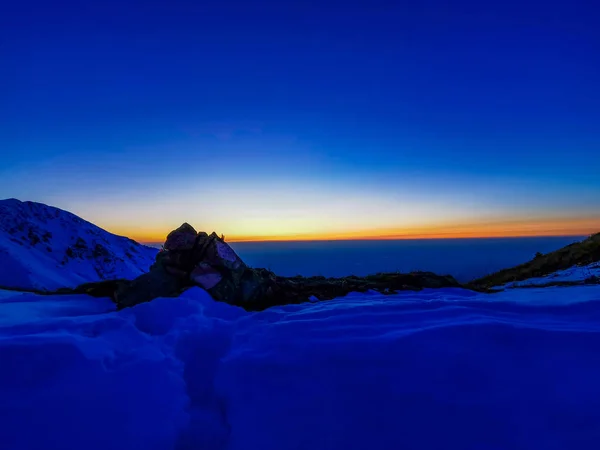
[{"xmin": 2, "ymin": 285, "xmax": 600, "ymax": 450}]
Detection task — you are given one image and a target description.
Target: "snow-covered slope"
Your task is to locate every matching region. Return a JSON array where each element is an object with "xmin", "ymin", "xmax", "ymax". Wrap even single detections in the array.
[
  {"xmin": 2, "ymin": 285, "xmax": 600, "ymax": 450},
  {"xmin": 0, "ymin": 199, "xmax": 157, "ymax": 290}
]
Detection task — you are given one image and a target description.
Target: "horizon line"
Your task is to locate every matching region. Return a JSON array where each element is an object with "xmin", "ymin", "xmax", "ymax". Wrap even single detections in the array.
[
  {"xmin": 119, "ymin": 216, "xmax": 600, "ymax": 244},
  {"xmin": 139, "ymin": 230, "xmax": 594, "ymax": 245}
]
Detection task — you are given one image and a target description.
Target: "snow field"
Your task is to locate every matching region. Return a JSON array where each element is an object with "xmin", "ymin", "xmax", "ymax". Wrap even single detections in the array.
[{"xmin": 2, "ymin": 285, "xmax": 600, "ymax": 450}]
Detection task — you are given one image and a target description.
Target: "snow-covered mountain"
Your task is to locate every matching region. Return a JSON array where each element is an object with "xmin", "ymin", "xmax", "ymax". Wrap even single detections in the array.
[{"xmin": 0, "ymin": 199, "xmax": 157, "ymax": 291}]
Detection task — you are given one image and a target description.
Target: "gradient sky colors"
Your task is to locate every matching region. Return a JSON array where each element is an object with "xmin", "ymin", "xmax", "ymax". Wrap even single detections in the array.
[{"xmin": 2, "ymin": 0, "xmax": 600, "ymax": 242}]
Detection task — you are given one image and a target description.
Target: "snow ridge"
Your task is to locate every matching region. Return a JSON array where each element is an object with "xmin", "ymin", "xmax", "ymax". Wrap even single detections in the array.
[{"xmin": 0, "ymin": 199, "xmax": 157, "ymax": 290}]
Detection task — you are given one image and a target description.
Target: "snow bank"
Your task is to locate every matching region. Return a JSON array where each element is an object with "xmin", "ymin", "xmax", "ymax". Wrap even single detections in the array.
[
  {"xmin": 2, "ymin": 286, "xmax": 600, "ymax": 450},
  {"xmin": 0, "ymin": 292, "xmax": 186, "ymax": 450}
]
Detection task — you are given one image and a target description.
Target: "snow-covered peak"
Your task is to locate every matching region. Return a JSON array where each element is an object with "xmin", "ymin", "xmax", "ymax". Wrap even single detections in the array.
[{"xmin": 0, "ymin": 199, "xmax": 157, "ymax": 291}]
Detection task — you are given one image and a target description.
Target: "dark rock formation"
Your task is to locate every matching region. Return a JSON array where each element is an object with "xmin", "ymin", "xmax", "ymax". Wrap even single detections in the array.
[
  {"xmin": 164, "ymin": 223, "xmax": 198, "ymax": 251},
  {"xmin": 114, "ymin": 267, "xmax": 184, "ymax": 309},
  {"xmin": 113, "ymin": 228, "xmax": 251, "ymax": 309},
  {"xmin": 77, "ymin": 223, "xmax": 462, "ymax": 310}
]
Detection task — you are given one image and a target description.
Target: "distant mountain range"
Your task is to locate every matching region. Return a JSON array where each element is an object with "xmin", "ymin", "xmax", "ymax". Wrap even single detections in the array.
[{"xmin": 0, "ymin": 199, "xmax": 157, "ymax": 291}]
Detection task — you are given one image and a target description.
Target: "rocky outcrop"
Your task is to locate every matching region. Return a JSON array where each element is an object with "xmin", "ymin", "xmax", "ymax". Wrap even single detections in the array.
[
  {"xmin": 114, "ymin": 225, "xmax": 254, "ymax": 309},
  {"xmin": 76, "ymin": 223, "xmax": 462, "ymax": 310}
]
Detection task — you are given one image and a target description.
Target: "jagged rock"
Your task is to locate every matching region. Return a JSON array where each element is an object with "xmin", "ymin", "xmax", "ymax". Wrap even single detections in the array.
[
  {"xmin": 188, "ymin": 233, "xmax": 247, "ymax": 302},
  {"xmin": 157, "ymin": 247, "xmax": 193, "ymax": 271},
  {"xmin": 77, "ymin": 279, "xmax": 126, "ymax": 298},
  {"xmin": 164, "ymin": 265, "xmax": 189, "ymax": 277},
  {"xmin": 164, "ymin": 223, "xmax": 197, "ymax": 251},
  {"xmin": 236, "ymin": 268, "xmax": 271, "ymax": 304},
  {"xmin": 107, "ymin": 225, "xmax": 251, "ymax": 308},
  {"xmin": 114, "ymin": 266, "xmax": 183, "ymax": 309},
  {"xmin": 190, "ymin": 262, "xmax": 222, "ymax": 289}
]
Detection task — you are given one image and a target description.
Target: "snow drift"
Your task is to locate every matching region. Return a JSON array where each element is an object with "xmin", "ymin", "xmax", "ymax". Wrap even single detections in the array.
[
  {"xmin": 0, "ymin": 199, "xmax": 157, "ymax": 290},
  {"xmin": 2, "ymin": 285, "xmax": 600, "ymax": 450}
]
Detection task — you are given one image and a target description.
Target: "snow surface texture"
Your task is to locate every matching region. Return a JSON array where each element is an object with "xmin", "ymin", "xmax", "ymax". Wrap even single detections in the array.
[
  {"xmin": 2, "ymin": 285, "xmax": 600, "ymax": 450},
  {"xmin": 0, "ymin": 199, "xmax": 157, "ymax": 290},
  {"xmin": 499, "ymin": 262, "xmax": 600, "ymax": 289}
]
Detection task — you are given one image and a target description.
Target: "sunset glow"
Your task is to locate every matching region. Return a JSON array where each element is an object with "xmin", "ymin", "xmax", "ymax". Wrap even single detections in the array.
[{"xmin": 108, "ymin": 216, "xmax": 600, "ymax": 244}]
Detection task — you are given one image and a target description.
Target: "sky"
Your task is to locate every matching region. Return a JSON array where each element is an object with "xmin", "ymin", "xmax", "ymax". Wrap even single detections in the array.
[{"xmin": 1, "ymin": 0, "xmax": 600, "ymax": 242}]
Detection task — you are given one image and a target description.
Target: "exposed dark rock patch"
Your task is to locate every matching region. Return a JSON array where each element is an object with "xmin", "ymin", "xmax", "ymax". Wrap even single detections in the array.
[
  {"xmin": 93, "ymin": 243, "xmax": 110, "ymax": 259},
  {"xmin": 28, "ymin": 228, "xmax": 41, "ymax": 246},
  {"xmin": 74, "ymin": 237, "xmax": 87, "ymax": 249}
]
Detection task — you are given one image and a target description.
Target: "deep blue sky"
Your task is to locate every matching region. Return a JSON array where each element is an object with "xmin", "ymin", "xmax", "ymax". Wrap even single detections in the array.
[{"xmin": 1, "ymin": 0, "xmax": 599, "ymax": 240}]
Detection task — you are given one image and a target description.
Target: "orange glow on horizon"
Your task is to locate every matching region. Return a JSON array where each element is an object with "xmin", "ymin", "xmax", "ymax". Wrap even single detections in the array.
[{"xmin": 114, "ymin": 216, "xmax": 600, "ymax": 244}]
